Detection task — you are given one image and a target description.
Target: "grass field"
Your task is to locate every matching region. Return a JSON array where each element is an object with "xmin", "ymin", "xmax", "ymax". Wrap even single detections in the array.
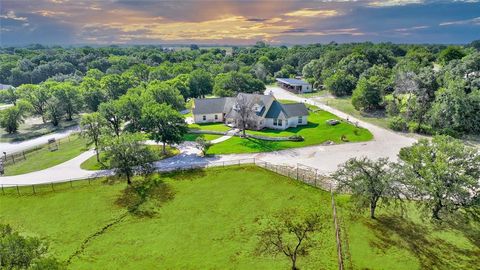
[
  {"xmin": 321, "ymin": 96, "xmax": 391, "ymax": 129},
  {"xmin": 4, "ymin": 135, "xmax": 88, "ymax": 176},
  {"xmin": 0, "ymin": 166, "xmax": 337, "ymax": 269},
  {"xmin": 208, "ymin": 108, "xmax": 373, "ymax": 154},
  {"xmin": 335, "ymin": 195, "xmax": 480, "ymax": 270},
  {"xmin": 0, "ymin": 116, "xmax": 80, "ymax": 143},
  {"xmin": 183, "ymin": 133, "xmax": 223, "ymax": 142},
  {"xmin": 188, "ymin": 122, "xmax": 231, "ymax": 132},
  {"xmin": 80, "ymin": 145, "xmax": 180, "ymax": 171}
]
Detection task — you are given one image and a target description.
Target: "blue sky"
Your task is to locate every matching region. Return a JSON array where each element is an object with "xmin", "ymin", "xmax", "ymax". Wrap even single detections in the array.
[{"xmin": 0, "ymin": 0, "xmax": 479, "ymax": 45}]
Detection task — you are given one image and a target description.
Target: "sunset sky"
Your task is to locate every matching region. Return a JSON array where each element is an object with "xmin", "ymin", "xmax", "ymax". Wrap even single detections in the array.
[{"xmin": 1, "ymin": 0, "xmax": 479, "ymax": 45}]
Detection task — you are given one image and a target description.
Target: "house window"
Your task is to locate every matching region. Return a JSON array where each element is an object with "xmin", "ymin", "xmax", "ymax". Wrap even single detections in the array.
[
  {"xmin": 274, "ymin": 119, "xmax": 282, "ymax": 126},
  {"xmin": 215, "ymin": 114, "xmax": 218, "ymax": 120},
  {"xmin": 202, "ymin": 115, "xmax": 206, "ymax": 121},
  {"xmin": 298, "ymin": 116, "xmax": 302, "ymax": 123}
]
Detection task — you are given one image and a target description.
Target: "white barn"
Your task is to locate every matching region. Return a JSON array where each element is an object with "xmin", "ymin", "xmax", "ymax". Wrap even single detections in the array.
[{"xmin": 276, "ymin": 78, "xmax": 312, "ymax": 94}]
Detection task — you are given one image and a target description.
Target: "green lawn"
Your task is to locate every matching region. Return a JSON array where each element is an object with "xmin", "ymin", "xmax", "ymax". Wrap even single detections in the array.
[
  {"xmin": 0, "ymin": 166, "xmax": 337, "ymax": 269},
  {"xmin": 335, "ymin": 195, "xmax": 480, "ymax": 270},
  {"xmin": 298, "ymin": 90, "xmax": 329, "ymax": 98},
  {"xmin": 183, "ymin": 133, "xmax": 223, "ymax": 142},
  {"xmin": 4, "ymin": 135, "xmax": 88, "ymax": 176},
  {"xmin": 0, "ymin": 117, "xmax": 80, "ymax": 143},
  {"xmin": 208, "ymin": 108, "xmax": 373, "ymax": 154},
  {"xmin": 322, "ymin": 96, "xmax": 391, "ymax": 129},
  {"xmin": 80, "ymin": 145, "xmax": 180, "ymax": 171},
  {"xmin": 188, "ymin": 122, "xmax": 231, "ymax": 132}
]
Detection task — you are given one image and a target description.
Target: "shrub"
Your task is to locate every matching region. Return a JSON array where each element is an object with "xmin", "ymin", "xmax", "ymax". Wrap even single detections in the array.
[
  {"xmin": 289, "ymin": 135, "xmax": 304, "ymax": 141},
  {"xmin": 389, "ymin": 116, "xmax": 408, "ymax": 132}
]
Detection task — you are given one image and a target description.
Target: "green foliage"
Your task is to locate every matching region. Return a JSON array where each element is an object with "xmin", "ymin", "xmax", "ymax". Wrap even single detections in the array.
[
  {"xmin": 195, "ymin": 137, "xmax": 212, "ymax": 156},
  {"xmin": 333, "ymin": 157, "xmax": 403, "ymax": 219},
  {"xmin": 399, "ymin": 136, "xmax": 480, "ymax": 220},
  {"xmin": 438, "ymin": 46, "xmax": 466, "ymax": 65},
  {"xmin": 0, "ymin": 224, "xmax": 64, "ymax": 269},
  {"xmin": 189, "ymin": 69, "xmax": 213, "ymax": 98},
  {"xmin": 213, "ymin": 71, "xmax": 265, "ymax": 97},
  {"xmin": 388, "ymin": 116, "xmax": 408, "ymax": 132},
  {"xmin": 324, "ymin": 70, "xmax": 356, "ymax": 96},
  {"xmin": 102, "ymin": 133, "xmax": 156, "ymax": 184},
  {"xmin": 145, "ymin": 80, "xmax": 185, "ymax": 110},
  {"xmin": 0, "ymin": 101, "xmax": 31, "ymax": 133},
  {"xmin": 351, "ymin": 75, "xmax": 383, "ymax": 111},
  {"xmin": 141, "ymin": 103, "xmax": 188, "ymax": 153},
  {"xmin": 80, "ymin": 112, "xmax": 107, "ymax": 162}
]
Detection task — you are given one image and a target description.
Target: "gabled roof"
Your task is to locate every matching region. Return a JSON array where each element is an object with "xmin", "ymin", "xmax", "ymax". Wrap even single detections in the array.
[
  {"xmin": 276, "ymin": 78, "xmax": 310, "ymax": 86},
  {"xmin": 264, "ymin": 101, "xmax": 309, "ymax": 119},
  {"xmin": 192, "ymin": 97, "xmax": 235, "ymax": 115}
]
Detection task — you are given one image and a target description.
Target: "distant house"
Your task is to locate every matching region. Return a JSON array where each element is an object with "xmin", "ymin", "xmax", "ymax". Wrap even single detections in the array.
[
  {"xmin": 276, "ymin": 78, "xmax": 312, "ymax": 93},
  {"xmin": 192, "ymin": 93, "xmax": 309, "ymax": 130},
  {"xmin": 0, "ymin": 84, "xmax": 13, "ymax": 91}
]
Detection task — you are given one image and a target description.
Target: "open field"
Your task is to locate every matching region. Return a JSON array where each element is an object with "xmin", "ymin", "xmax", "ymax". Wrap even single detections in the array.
[
  {"xmin": 3, "ymin": 135, "xmax": 88, "ymax": 176},
  {"xmin": 0, "ymin": 116, "xmax": 80, "ymax": 143},
  {"xmin": 0, "ymin": 166, "xmax": 337, "ymax": 269},
  {"xmin": 335, "ymin": 195, "xmax": 480, "ymax": 270},
  {"xmin": 80, "ymin": 145, "xmax": 180, "ymax": 171},
  {"xmin": 208, "ymin": 108, "xmax": 373, "ymax": 154},
  {"xmin": 320, "ymin": 97, "xmax": 391, "ymax": 129}
]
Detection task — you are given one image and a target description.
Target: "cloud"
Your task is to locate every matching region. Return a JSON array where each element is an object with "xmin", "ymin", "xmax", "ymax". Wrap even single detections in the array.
[
  {"xmin": 284, "ymin": 9, "xmax": 339, "ymax": 17},
  {"xmin": 368, "ymin": 0, "xmax": 424, "ymax": 7},
  {"xmin": 440, "ymin": 16, "xmax": 480, "ymax": 26},
  {"xmin": 0, "ymin": 10, "xmax": 28, "ymax": 21}
]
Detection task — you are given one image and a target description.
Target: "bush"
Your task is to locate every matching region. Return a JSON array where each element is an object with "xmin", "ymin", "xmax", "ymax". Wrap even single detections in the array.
[
  {"xmin": 389, "ymin": 116, "xmax": 408, "ymax": 132},
  {"xmin": 289, "ymin": 135, "xmax": 304, "ymax": 141}
]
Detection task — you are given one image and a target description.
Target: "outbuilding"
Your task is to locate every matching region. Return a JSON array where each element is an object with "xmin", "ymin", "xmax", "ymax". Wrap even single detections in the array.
[{"xmin": 276, "ymin": 78, "xmax": 312, "ymax": 93}]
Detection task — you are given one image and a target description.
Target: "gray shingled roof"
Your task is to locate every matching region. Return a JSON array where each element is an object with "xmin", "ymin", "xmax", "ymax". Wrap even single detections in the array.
[
  {"xmin": 192, "ymin": 97, "xmax": 235, "ymax": 115},
  {"xmin": 264, "ymin": 100, "xmax": 309, "ymax": 119}
]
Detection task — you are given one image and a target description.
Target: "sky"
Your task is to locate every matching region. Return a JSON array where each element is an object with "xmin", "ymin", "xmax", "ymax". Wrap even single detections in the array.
[{"xmin": 0, "ymin": 0, "xmax": 479, "ymax": 46}]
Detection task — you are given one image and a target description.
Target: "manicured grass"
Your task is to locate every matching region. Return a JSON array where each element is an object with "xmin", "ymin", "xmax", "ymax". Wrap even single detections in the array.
[
  {"xmin": 3, "ymin": 135, "xmax": 88, "ymax": 176},
  {"xmin": 208, "ymin": 108, "xmax": 373, "ymax": 154},
  {"xmin": 322, "ymin": 96, "xmax": 391, "ymax": 129},
  {"xmin": 80, "ymin": 145, "xmax": 180, "ymax": 171},
  {"xmin": 0, "ymin": 166, "xmax": 338, "ymax": 269},
  {"xmin": 335, "ymin": 195, "xmax": 480, "ymax": 270},
  {"xmin": 183, "ymin": 133, "xmax": 222, "ymax": 142},
  {"xmin": 298, "ymin": 90, "xmax": 329, "ymax": 98},
  {"xmin": 188, "ymin": 122, "xmax": 231, "ymax": 132},
  {"xmin": 0, "ymin": 117, "xmax": 80, "ymax": 143}
]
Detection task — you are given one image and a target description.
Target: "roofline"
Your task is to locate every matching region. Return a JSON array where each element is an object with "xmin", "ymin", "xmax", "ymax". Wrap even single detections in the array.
[{"xmin": 275, "ymin": 78, "xmax": 309, "ymax": 86}]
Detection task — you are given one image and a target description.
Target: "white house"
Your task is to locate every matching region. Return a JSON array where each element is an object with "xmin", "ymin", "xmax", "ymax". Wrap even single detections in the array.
[
  {"xmin": 276, "ymin": 78, "xmax": 312, "ymax": 93},
  {"xmin": 192, "ymin": 93, "xmax": 309, "ymax": 130}
]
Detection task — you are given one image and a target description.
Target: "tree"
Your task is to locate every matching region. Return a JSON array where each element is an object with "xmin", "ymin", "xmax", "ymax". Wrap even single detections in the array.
[
  {"xmin": 51, "ymin": 83, "xmax": 83, "ymax": 121},
  {"xmin": 351, "ymin": 75, "xmax": 383, "ymax": 112},
  {"xmin": 100, "ymin": 74, "xmax": 134, "ymax": 100},
  {"xmin": 438, "ymin": 46, "xmax": 466, "ymax": 65},
  {"xmin": 141, "ymin": 103, "xmax": 188, "ymax": 154},
  {"xmin": 231, "ymin": 93, "xmax": 260, "ymax": 137},
  {"xmin": 0, "ymin": 86, "xmax": 19, "ymax": 105},
  {"xmin": 0, "ymin": 101, "xmax": 31, "ymax": 133},
  {"xmin": 99, "ymin": 100, "xmax": 123, "ymax": 136},
  {"xmin": 45, "ymin": 96, "xmax": 63, "ymax": 126},
  {"xmin": 195, "ymin": 137, "xmax": 212, "ymax": 156},
  {"xmin": 0, "ymin": 224, "xmax": 64, "ymax": 269},
  {"xmin": 189, "ymin": 69, "xmax": 213, "ymax": 98},
  {"xmin": 81, "ymin": 74, "xmax": 105, "ymax": 112},
  {"xmin": 399, "ymin": 136, "xmax": 480, "ymax": 220},
  {"xmin": 257, "ymin": 209, "xmax": 323, "ymax": 270},
  {"xmin": 145, "ymin": 81, "xmax": 185, "ymax": 110},
  {"xmin": 333, "ymin": 157, "xmax": 403, "ymax": 219},
  {"xmin": 324, "ymin": 70, "xmax": 356, "ymax": 96},
  {"xmin": 80, "ymin": 112, "xmax": 107, "ymax": 162},
  {"xmin": 118, "ymin": 89, "xmax": 144, "ymax": 131},
  {"xmin": 102, "ymin": 133, "xmax": 156, "ymax": 185},
  {"xmin": 17, "ymin": 84, "xmax": 50, "ymax": 122},
  {"xmin": 213, "ymin": 71, "xmax": 265, "ymax": 97}
]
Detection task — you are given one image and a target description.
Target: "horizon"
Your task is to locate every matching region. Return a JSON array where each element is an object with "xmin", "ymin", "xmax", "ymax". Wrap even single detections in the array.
[{"xmin": 1, "ymin": 0, "xmax": 479, "ymax": 46}]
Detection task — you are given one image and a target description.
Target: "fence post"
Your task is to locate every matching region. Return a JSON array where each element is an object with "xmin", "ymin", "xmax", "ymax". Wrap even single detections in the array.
[
  {"xmin": 70, "ymin": 180, "xmax": 73, "ymax": 188},
  {"xmin": 12, "ymin": 155, "xmax": 15, "ymax": 164},
  {"xmin": 51, "ymin": 182, "xmax": 55, "ymax": 192},
  {"xmin": 22, "ymin": 151, "xmax": 26, "ymax": 160},
  {"xmin": 16, "ymin": 185, "xmax": 19, "ymax": 195},
  {"xmin": 32, "ymin": 185, "xmax": 36, "ymax": 194},
  {"xmin": 331, "ymin": 190, "xmax": 344, "ymax": 270},
  {"xmin": 1, "ymin": 184, "xmax": 4, "ymax": 195},
  {"xmin": 296, "ymin": 164, "xmax": 299, "ymax": 180}
]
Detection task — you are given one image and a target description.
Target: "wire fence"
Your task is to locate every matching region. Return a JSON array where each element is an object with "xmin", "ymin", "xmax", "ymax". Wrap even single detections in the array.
[
  {"xmin": 0, "ymin": 157, "xmax": 345, "ymax": 269},
  {"xmin": 1, "ymin": 134, "xmax": 78, "ymax": 167}
]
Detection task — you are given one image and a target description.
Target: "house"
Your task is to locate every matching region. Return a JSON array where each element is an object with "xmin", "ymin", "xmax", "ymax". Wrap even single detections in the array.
[
  {"xmin": 192, "ymin": 93, "xmax": 309, "ymax": 130},
  {"xmin": 276, "ymin": 78, "xmax": 312, "ymax": 93},
  {"xmin": 0, "ymin": 84, "xmax": 13, "ymax": 91}
]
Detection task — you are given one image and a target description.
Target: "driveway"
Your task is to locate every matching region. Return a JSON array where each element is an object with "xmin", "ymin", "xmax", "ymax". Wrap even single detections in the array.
[{"xmin": 0, "ymin": 87, "xmax": 416, "ymax": 186}]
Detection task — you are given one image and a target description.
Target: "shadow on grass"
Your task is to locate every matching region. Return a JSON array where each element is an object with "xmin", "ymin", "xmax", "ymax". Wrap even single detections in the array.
[
  {"xmin": 240, "ymin": 137, "xmax": 282, "ymax": 152},
  {"xmin": 115, "ymin": 176, "xmax": 175, "ymax": 218},
  {"xmin": 367, "ymin": 215, "xmax": 479, "ymax": 269}
]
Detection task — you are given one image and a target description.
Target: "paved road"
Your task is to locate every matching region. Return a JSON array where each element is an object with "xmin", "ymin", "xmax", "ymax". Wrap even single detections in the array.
[
  {"xmin": 0, "ymin": 87, "xmax": 416, "ymax": 186},
  {"xmin": 0, "ymin": 125, "xmax": 79, "ymax": 154}
]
